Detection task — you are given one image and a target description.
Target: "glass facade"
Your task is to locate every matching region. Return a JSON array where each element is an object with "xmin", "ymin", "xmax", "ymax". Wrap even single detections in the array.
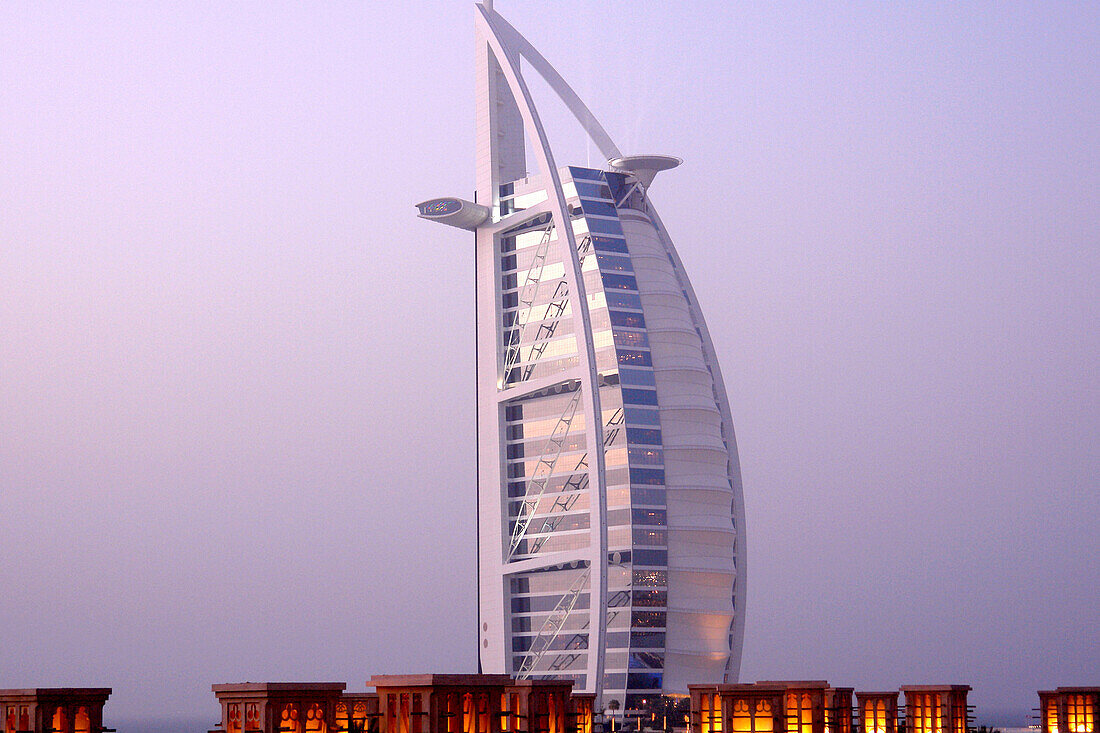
[{"xmin": 498, "ymin": 168, "xmax": 671, "ymax": 705}]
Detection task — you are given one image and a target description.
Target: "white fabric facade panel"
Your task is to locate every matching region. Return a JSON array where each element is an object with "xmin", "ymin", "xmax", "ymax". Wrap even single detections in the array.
[{"xmin": 620, "ymin": 215, "xmax": 740, "ymax": 694}]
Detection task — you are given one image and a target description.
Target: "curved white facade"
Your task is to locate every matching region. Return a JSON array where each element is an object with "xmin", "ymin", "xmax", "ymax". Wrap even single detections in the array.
[{"xmin": 419, "ymin": 3, "xmax": 747, "ymax": 709}]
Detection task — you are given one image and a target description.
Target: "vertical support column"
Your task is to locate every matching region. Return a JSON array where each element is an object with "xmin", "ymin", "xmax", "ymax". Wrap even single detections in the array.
[{"xmin": 475, "ymin": 5, "xmax": 609, "ymax": 700}]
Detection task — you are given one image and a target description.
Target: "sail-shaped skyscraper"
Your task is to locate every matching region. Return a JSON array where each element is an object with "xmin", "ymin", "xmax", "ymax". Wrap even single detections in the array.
[{"xmin": 416, "ymin": 2, "xmax": 747, "ymax": 709}]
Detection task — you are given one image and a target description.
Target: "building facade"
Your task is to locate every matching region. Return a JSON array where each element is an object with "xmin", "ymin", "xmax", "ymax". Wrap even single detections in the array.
[{"xmin": 416, "ymin": 2, "xmax": 747, "ymax": 709}]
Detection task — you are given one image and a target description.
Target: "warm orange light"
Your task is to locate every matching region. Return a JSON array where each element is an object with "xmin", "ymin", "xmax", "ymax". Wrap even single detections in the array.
[
  {"xmin": 1067, "ymin": 695, "xmax": 1095, "ymax": 733},
  {"xmin": 282, "ymin": 704, "xmax": 302, "ymax": 733},
  {"xmin": 52, "ymin": 708, "xmax": 69, "ymax": 733},
  {"xmin": 732, "ymin": 700, "xmax": 752, "ymax": 733},
  {"xmin": 756, "ymin": 700, "xmax": 775, "ymax": 733},
  {"xmin": 306, "ymin": 703, "xmax": 327, "ymax": 733}
]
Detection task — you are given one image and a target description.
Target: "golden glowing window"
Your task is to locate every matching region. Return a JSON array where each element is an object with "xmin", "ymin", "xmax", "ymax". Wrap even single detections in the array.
[
  {"xmin": 479, "ymin": 694, "xmax": 491, "ymax": 733},
  {"xmin": 952, "ymin": 699, "xmax": 965, "ymax": 733},
  {"xmin": 52, "ymin": 708, "xmax": 69, "ymax": 733},
  {"xmin": 1045, "ymin": 701, "xmax": 1059, "ymax": 733},
  {"xmin": 786, "ymin": 693, "xmax": 813, "ymax": 733},
  {"xmin": 462, "ymin": 694, "xmax": 475, "ymax": 733},
  {"xmin": 72, "ymin": 708, "xmax": 90, "ymax": 733},
  {"xmin": 443, "ymin": 694, "xmax": 461, "ymax": 733},
  {"xmin": 1067, "ymin": 695, "xmax": 1096, "ymax": 733},
  {"xmin": 549, "ymin": 693, "xmax": 562, "ymax": 733},
  {"xmin": 499, "ymin": 694, "xmax": 510, "ymax": 733},
  {"xmin": 576, "ymin": 698, "xmax": 593, "ymax": 733},
  {"xmin": 863, "ymin": 700, "xmax": 886, "ymax": 733},
  {"xmin": 731, "ymin": 699, "xmax": 752, "ymax": 733},
  {"xmin": 282, "ymin": 705, "xmax": 302, "ymax": 733},
  {"xmin": 399, "ymin": 695, "xmax": 411, "ymax": 733},
  {"xmin": 306, "ymin": 703, "xmax": 327, "ymax": 733},
  {"xmin": 247, "ymin": 704, "xmax": 261, "ymax": 733},
  {"xmin": 228, "ymin": 704, "xmax": 242, "ymax": 733},
  {"xmin": 729, "ymin": 699, "xmax": 774, "ymax": 733},
  {"xmin": 5, "ymin": 707, "xmax": 15, "ymax": 733},
  {"xmin": 912, "ymin": 694, "xmax": 944, "ymax": 733},
  {"xmin": 700, "ymin": 693, "xmax": 721, "ymax": 733},
  {"xmin": 755, "ymin": 700, "xmax": 775, "ymax": 733}
]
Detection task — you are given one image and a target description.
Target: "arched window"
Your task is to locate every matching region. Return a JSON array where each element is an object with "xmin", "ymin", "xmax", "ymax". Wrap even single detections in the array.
[
  {"xmin": 753, "ymin": 699, "xmax": 774, "ymax": 733},
  {"xmin": 462, "ymin": 694, "xmax": 475, "ymax": 733},
  {"xmin": 305, "ymin": 703, "xmax": 326, "ymax": 733},
  {"xmin": 353, "ymin": 701, "xmax": 372, "ymax": 733},
  {"xmin": 227, "ymin": 704, "xmax": 242, "ymax": 733},
  {"xmin": 52, "ymin": 707, "xmax": 69, "ymax": 733},
  {"xmin": 442, "ymin": 694, "xmax": 461, "ymax": 733},
  {"xmin": 786, "ymin": 693, "xmax": 812, "ymax": 733},
  {"xmin": 282, "ymin": 704, "xmax": 301, "ymax": 733},
  {"xmin": 74, "ymin": 708, "xmax": 90, "ymax": 733}
]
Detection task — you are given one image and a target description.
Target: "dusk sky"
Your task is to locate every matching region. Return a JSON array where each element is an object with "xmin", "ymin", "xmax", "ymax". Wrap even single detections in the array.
[{"xmin": 1, "ymin": 1, "xmax": 1097, "ymax": 729}]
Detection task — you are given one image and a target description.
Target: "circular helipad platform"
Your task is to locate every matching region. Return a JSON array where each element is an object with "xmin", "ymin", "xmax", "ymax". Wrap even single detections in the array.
[{"xmin": 608, "ymin": 154, "xmax": 682, "ymax": 187}]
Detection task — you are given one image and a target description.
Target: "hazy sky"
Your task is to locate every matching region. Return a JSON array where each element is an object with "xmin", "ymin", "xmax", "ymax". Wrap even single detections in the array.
[{"xmin": 2, "ymin": 1, "xmax": 1097, "ymax": 728}]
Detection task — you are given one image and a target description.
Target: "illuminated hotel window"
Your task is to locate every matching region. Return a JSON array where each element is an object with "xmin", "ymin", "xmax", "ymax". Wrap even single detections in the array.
[
  {"xmin": 787, "ymin": 693, "xmax": 813, "ymax": 733},
  {"xmin": 863, "ymin": 700, "xmax": 886, "ymax": 733},
  {"xmin": 1068, "ymin": 695, "xmax": 1095, "ymax": 733},
  {"xmin": 282, "ymin": 705, "xmax": 302, "ymax": 733},
  {"xmin": 400, "ymin": 695, "xmax": 412, "ymax": 733},
  {"xmin": 461, "ymin": 694, "xmax": 475, "ymax": 733},
  {"xmin": 730, "ymin": 699, "xmax": 775, "ymax": 733},
  {"xmin": 439, "ymin": 694, "xmax": 459, "ymax": 733},
  {"xmin": 306, "ymin": 703, "xmax": 327, "ymax": 733},
  {"xmin": 951, "ymin": 698, "xmax": 965, "ymax": 733},
  {"xmin": 699, "ymin": 694, "xmax": 721, "ymax": 733},
  {"xmin": 52, "ymin": 708, "xmax": 69, "ymax": 733},
  {"xmin": 74, "ymin": 708, "xmax": 90, "ymax": 733},
  {"xmin": 575, "ymin": 697, "xmax": 594, "ymax": 733},
  {"xmin": 480, "ymin": 693, "xmax": 492, "ymax": 733},
  {"xmin": 910, "ymin": 694, "xmax": 943, "ymax": 733},
  {"xmin": 1045, "ymin": 700, "xmax": 1060, "ymax": 733},
  {"xmin": 228, "ymin": 704, "xmax": 242, "ymax": 733}
]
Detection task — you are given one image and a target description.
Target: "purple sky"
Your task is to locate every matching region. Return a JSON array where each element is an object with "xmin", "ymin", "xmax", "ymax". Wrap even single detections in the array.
[{"xmin": 1, "ymin": 1, "xmax": 1097, "ymax": 728}]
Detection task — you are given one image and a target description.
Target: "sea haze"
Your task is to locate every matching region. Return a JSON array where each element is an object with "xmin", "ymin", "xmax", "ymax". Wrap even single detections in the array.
[{"xmin": 112, "ymin": 718, "xmax": 211, "ymax": 733}]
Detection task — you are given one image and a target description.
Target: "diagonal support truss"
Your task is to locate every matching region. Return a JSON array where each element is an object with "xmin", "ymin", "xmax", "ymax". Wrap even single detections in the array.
[
  {"xmin": 544, "ymin": 585, "xmax": 631, "ymax": 674},
  {"xmin": 508, "ymin": 387, "xmax": 583, "ymax": 558},
  {"xmin": 504, "ymin": 222, "xmax": 556, "ymax": 380},
  {"xmin": 526, "ymin": 406, "xmax": 624, "ymax": 556},
  {"xmin": 516, "ymin": 565, "xmax": 591, "ymax": 678},
  {"xmin": 519, "ymin": 235, "xmax": 593, "ymax": 381}
]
